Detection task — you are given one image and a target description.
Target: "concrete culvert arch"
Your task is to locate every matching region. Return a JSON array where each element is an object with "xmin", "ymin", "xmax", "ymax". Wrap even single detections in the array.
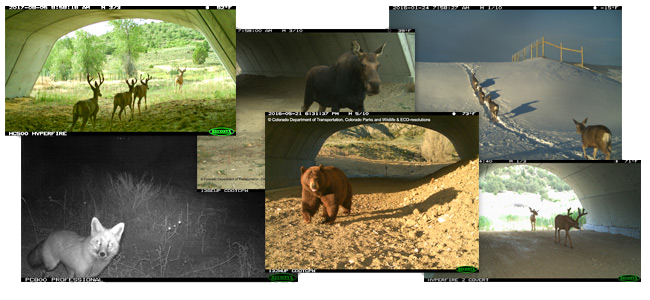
[
  {"xmin": 266, "ymin": 114, "xmax": 478, "ymax": 190},
  {"xmin": 463, "ymin": 162, "xmax": 641, "ymax": 279},
  {"xmin": 265, "ymin": 114, "xmax": 479, "ymax": 270},
  {"xmin": 5, "ymin": 9, "xmax": 235, "ymax": 99},
  {"xmin": 315, "ymin": 123, "xmax": 460, "ymax": 179}
]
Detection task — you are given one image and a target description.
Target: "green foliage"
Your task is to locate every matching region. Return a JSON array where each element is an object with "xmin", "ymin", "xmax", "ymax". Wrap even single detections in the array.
[
  {"xmin": 43, "ymin": 37, "xmax": 74, "ymax": 80},
  {"xmin": 109, "ymin": 19, "xmax": 146, "ymax": 77},
  {"xmin": 72, "ymin": 30, "xmax": 107, "ymax": 75},
  {"xmin": 480, "ymin": 165, "xmax": 572, "ymax": 199},
  {"xmin": 478, "ymin": 216, "xmax": 492, "ymax": 231},
  {"xmin": 139, "ymin": 21, "xmax": 205, "ymax": 49},
  {"xmin": 192, "ymin": 41, "xmax": 209, "ymax": 64}
]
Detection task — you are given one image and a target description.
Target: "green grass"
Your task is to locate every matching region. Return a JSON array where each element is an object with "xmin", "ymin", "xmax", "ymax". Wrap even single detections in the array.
[{"xmin": 8, "ymin": 44, "xmax": 235, "ymax": 133}]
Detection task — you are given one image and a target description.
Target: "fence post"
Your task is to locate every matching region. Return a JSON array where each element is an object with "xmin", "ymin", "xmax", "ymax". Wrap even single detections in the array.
[
  {"xmin": 530, "ymin": 43, "xmax": 533, "ymax": 59},
  {"xmin": 560, "ymin": 42, "xmax": 563, "ymax": 62},
  {"xmin": 523, "ymin": 48, "xmax": 526, "ymax": 61},
  {"xmin": 581, "ymin": 46, "xmax": 584, "ymax": 68},
  {"xmin": 542, "ymin": 36, "xmax": 545, "ymax": 57}
]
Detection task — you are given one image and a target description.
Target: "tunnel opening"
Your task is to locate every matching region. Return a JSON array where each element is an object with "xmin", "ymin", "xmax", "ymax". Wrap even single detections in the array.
[
  {"xmin": 5, "ymin": 9, "xmax": 236, "ymax": 133},
  {"xmin": 315, "ymin": 122, "xmax": 460, "ymax": 180},
  {"xmin": 31, "ymin": 19, "xmax": 233, "ymax": 101},
  {"xmin": 479, "ymin": 164, "xmax": 582, "ymax": 232}
]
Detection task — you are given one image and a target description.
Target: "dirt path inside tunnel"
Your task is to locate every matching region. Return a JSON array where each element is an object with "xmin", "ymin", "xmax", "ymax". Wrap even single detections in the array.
[
  {"xmin": 197, "ymin": 75, "xmax": 416, "ymax": 190},
  {"xmin": 428, "ymin": 231, "xmax": 641, "ymax": 279},
  {"xmin": 265, "ymin": 158, "xmax": 479, "ymax": 271}
]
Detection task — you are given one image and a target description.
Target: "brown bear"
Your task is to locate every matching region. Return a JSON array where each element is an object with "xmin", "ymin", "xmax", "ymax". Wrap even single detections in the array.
[{"xmin": 300, "ymin": 164, "xmax": 353, "ymax": 225}]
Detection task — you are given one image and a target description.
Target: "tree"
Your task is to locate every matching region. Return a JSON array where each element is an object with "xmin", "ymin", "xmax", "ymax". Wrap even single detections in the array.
[
  {"xmin": 109, "ymin": 19, "xmax": 146, "ymax": 78},
  {"xmin": 72, "ymin": 30, "xmax": 106, "ymax": 76},
  {"xmin": 44, "ymin": 37, "xmax": 74, "ymax": 80},
  {"xmin": 192, "ymin": 40, "xmax": 210, "ymax": 64}
]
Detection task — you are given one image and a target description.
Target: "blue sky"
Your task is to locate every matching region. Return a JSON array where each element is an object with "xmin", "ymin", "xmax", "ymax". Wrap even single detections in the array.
[{"xmin": 389, "ymin": 10, "xmax": 622, "ymax": 66}]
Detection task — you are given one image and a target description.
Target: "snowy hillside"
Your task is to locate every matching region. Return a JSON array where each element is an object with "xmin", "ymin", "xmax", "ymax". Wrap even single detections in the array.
[{"xmin": 415, "ymin": 58, "xmax": 622, "ymax": 160}]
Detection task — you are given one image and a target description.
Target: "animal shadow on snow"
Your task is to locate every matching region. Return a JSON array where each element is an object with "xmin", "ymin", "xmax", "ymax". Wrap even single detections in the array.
[
  {"xmin": 504, "ymin": 100, "xmax": 539, "ymax": 119},
  {"xmin": 480, "ymin": 78, "xmax": 498, "ymax": 89}
]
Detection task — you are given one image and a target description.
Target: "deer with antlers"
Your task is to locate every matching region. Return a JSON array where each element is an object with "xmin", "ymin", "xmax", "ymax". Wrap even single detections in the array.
[
  {"xmin": 175, "ymin": 67, "xmax": 186, "ymax": 93},
  {"xmin": 554, "ymin": 207, "xmax": 588, "ymax": 249},
  {"xmin": 110, "ymin": 78, "xmax": 138, "ymax": 130},
  {"xmin": 133, "ymin": 74, "xmax": 152, "ymax": 114},
  {"xmin": 70, "ymin": 72, "xmax": 104, "ymax": 131},
  {"xmin": 529, "ymin": 207, "xmax": 539, "ymax": 231}
]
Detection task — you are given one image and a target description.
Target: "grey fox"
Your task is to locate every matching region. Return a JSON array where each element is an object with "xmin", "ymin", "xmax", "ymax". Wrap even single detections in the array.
[{"xmin": 27, "ymin": 217, "xmax": 125, "ymax": 277}]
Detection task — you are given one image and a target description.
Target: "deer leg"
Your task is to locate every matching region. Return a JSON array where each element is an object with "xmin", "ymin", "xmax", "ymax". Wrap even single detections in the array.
[
  {"xmin": 110, "ymin": 105, "xmax": 118, "ymax": 130},
  {"xmin": 119, "ymin": 107, "xmax": 126, "ymax": 127},
  {"xmin": 593, "ymin": 148, "xmax": 598, "ymax": 160},
  {"xmin": 582, "ymin": 145, "xmax": 588, "ymax": 159},
  {"xmin": 144, "ymin": 94, "xmax": 147, "ymax": 111},
  {"xmin": 566, "ymin": 231, "xmax": 573, "ymax": 248},
  {"xmin": 90, "ymin": 114, "xmax": 96, "ymax": 131},
  {"xmin": 80, "ymin": 116, "xmax": 88, "ymax": 132},
  {"xmin": 70, "ymin": 114, "xmax": 78, "ymax": 131}
]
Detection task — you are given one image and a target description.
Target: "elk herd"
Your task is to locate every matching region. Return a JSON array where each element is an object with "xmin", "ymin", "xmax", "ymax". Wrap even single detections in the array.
[{"xmin": 69, "ymin": 67, "xmax": 187, "ymax": 131}]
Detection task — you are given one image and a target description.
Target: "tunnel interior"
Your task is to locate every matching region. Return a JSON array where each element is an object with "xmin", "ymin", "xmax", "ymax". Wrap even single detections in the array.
[
  {"xmin": 266, "ymin": 115, "xmax": 478, "ymax": 189},
  {"xmin": 479, "ymin": 163, "xmax": 641, "ymax": 238},
  {"xmin": 5, "ymin": 9, "xmax": 236, "ymax": 99}
]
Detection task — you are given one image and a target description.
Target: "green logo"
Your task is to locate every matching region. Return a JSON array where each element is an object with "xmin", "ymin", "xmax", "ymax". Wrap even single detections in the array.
[
  {"xmin": 209, "ymin": 127, "xmax": 235, "ymax": 136},
  {"xmin": 456, "ymin": 266, "xmax": 478, "ymax": 273},
  {"xmin": 618, "ymin": 275, "xmax": 640, "ymax": 282},
  {"xmin": 268, "ymin": 273, "xmax": 297, "ymax": 282}
]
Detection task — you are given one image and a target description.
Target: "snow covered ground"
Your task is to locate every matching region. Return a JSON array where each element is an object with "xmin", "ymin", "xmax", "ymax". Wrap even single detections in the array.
[{"xmin": 415, "ymin": 58, "xmax": 622, "ymax": 160}]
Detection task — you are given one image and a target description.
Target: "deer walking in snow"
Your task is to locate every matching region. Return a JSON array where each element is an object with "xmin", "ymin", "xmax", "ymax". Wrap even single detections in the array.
[
  {"xmin": 487, "ymin": 95, "xmax": 499, "ymax": 122},
  {"xmin": 572, "ymin": 118, "xmax": 612, "ymax": 160},
  {"xmin": 471, "ymin": 72, "xmax": 479, "ymax": 91}
]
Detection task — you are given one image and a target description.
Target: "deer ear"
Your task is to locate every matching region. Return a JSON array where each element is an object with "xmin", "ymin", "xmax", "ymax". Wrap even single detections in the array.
[{"xmin": 582, "ymin": 117, "xmax": 588, "ymax": 124}]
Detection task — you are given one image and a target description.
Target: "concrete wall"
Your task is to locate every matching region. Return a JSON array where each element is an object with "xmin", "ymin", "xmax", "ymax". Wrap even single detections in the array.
[
  {"xmin": 5, "ymin": 9, "xmax": 235, "ymax": 98},
  {"xmin": 266, "ymin": 115, "xmax": 478, "ymax": 189},
  {"xmin": 237, "ymin": 32, "xmax": 415, "ymax": 83},
  {"xmin": 480, "ymin": 163, "xmax": 641, "ymax": 238}
]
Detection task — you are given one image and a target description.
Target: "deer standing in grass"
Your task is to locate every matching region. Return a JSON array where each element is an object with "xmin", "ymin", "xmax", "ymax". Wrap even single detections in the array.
[
  {"xmin": 554, "ymin": 207, "xmax": 588, "ymax": 249},
  {"xmin": 133, "ymin": 74, "xmax": 152, "ymax": 114},
  {"xmin": 175, "ymin": 67, "xmax": 186, "ymax": 93},
  {"xmin": 70, "ymin": 73, "xmax": 104, "ymax": 131},
  {"xmin": 572, "ymin": 118, "xmax": 612, "ymax": 160},
  {"xmin": 110, "ymin": 78, "xmax": 138, "ymax": 130},
  {"xmin": 529, "ymin": 207, "xmax": 539, "ymax": 231}
]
